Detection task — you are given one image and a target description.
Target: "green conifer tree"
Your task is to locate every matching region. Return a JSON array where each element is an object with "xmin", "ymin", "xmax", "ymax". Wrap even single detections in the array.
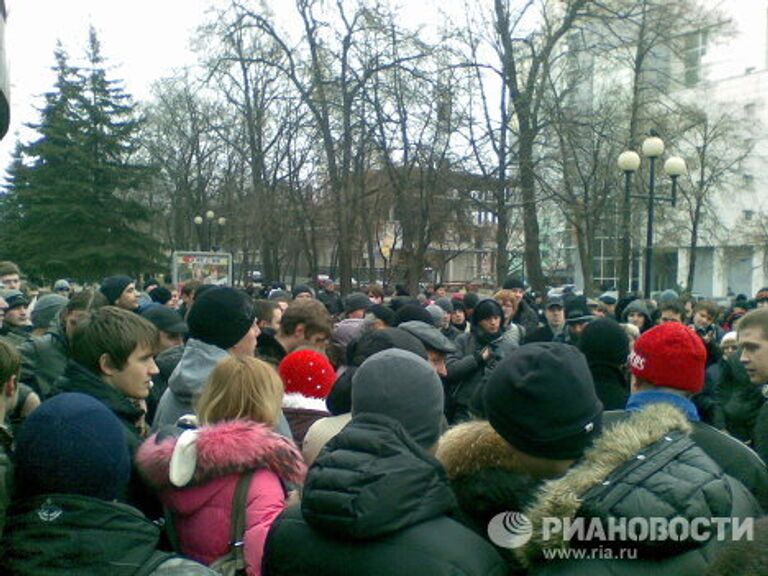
[{"xmin": 0, "ymin": 28, "xmax": 160, "ymax": 281}]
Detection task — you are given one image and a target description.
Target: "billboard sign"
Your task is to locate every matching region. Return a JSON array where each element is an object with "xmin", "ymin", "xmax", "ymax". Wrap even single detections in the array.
[{"xmin": 171, "ymin": 251, "xmax": 233, "ymax": 286}]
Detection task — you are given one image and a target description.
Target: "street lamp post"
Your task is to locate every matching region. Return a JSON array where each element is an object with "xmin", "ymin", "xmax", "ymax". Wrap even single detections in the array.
[
  {"xmin": 617, "ymin": 151, "xmax": 641, "ymax": 296},
  {"xmin": 193, "ymin": 215, "xmax": 204, "ymax": 250},
  {"xmin": 205, "ymin": 210, "xmax": 215, "ymax": 251},
  {"xmin": 618, "ymin": 137, "xmax": 686, "ymax": 298}
]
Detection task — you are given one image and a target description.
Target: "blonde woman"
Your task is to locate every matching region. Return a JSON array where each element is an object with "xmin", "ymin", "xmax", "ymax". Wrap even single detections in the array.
[{"xmin": 137, "ymin": 356, "xmax": 306, "ymax": 576}]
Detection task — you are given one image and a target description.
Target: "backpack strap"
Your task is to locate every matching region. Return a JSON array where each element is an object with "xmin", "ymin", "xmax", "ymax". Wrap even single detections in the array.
[
  {"xmin": 163, "ymin": 505, "xmax": 182, "ymax": 553},
  {"xmin": 228, "ymin": 471, "xmax": 256, "ymax": 569}
]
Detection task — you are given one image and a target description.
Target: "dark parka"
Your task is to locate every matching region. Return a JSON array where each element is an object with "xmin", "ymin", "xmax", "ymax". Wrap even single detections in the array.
[
  {"xmin": 263, "ymin": 413, "xmax": 507, "ymax": 576},
  {"xmin": 512, "ymin": 298, "xmax": 540, "ymax": 334},
  {"xmin": 436, "ymin": 420, "xmax": 544, "ymax": 574},
  {"xmin": 0, "ymin": 425, "xmax": 11, "ymax": 539},
  {"xmin": 17, "ymin": 319, "xmax": 68, "ymax": 398},
  {"xmin": 446, "ymin": 300, "xmax": 519, "ymax": 422},
  {"xmin": 2, "ymin": 494, "xmax": 216, "ymax": 575},
  {"xmin": 517, "ymin": 404, "xmax": 761, "ymax": 575}
]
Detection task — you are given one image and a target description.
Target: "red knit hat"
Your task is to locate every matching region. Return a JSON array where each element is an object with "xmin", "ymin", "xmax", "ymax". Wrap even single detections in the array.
[
  {"xmin": 628, "ymin": 323, "xmax": 706, "ymax": 393},
  {"xmin": 278, "ymin": 349, "xmax": 336, "ymax": 399}
]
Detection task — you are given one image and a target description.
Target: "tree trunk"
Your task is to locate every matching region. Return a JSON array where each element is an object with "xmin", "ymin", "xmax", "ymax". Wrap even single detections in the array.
[{"xmin": 518, "ymin": 135, "xmax": 546, "ymax": 293}]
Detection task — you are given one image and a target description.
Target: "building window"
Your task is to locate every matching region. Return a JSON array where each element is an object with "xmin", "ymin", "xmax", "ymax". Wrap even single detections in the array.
[{"xmin": 683, "ymin": 29, "xmax": 708, "ymax": 87}]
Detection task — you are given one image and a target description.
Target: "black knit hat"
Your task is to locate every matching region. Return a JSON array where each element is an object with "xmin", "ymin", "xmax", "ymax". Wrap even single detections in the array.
[
  {"xmin": 502, "ymin": 276, "xmax": 526, "ymax": 290},
  {"xmin": 394, "ymin": 303, "xmax": 434, "ymax": 326},
  {"xmin": 367, "ymin": 304, "xmax": 396, "ymax": 327},
  {"xmin": 471, "ymin": 298, "xmax": 504, "ymax": 326},
  {"xmin": 463, "ymin": 292, "xmax": 480, "ymax": 310},
  {"xmin": 99, "ymin": 275, "xmax": 133, "ymax": 305},
  {"xmin": 484, "ymin": 342, "xmax": 603, "ymax": 460},
  {"xmin": 578, "ymin": 317, "xmax": 629, "ymax": 367},
  {"xmin": 292, "ymin": 284, "xmax": 315, "ymax": 299},
  {"xmin": 187, "ymin": 287, "xmax": 255, "ymax": 350}
]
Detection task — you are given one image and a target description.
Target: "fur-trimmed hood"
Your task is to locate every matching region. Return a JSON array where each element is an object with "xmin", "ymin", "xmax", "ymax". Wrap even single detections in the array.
[
  {"xmin": 516, "ymin": 402, "xmax": 731, "ymax": 567},
  {"xmin": 437, "ymin": 420, "xmax": 525, "ymax": 479},
  {"xmin": 136, "ymin": 419, "xmax": 306, "ymax": 490}
]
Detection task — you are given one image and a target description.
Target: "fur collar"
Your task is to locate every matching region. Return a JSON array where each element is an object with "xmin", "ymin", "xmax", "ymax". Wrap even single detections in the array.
[
  {"xmin": 282, "ymin": 392, "xmax": 329, "ymax": 412},
  {"xmin": 136, "ymin": 420, "xmax": 306, "ymax": 490},
  {"xmin": 517, "ymin": 403, "xmax": 692, "ymax": 567},
  {"xmin": 436, "ymin": 420, "xmax": 524, "ymax": 478}
]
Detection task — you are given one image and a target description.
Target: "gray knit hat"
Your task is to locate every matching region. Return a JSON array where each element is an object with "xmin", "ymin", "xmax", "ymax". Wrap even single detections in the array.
[{"xmin": 352, "ymin": 349, "xmax": 444, "ymax": 448}]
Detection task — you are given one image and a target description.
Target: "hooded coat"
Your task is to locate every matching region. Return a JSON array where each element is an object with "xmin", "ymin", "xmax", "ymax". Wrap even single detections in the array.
[
  {"xmin": 136, "ymin": 420, "xmax": 306, "ymax": 576},
  {"xmin": 436, "ymin": 420, "xmax": 544, "ymax": 573},
  {"xmin": 152, "ymin": 338, "xmax": 228, "ymax": 431},
  {"xmin": 262, "ymin": 413, "xmax": 507, "ymax": 575},
  {"xmin": 517, "ymin": 404, "xmax": 761, "ymax": 575}
]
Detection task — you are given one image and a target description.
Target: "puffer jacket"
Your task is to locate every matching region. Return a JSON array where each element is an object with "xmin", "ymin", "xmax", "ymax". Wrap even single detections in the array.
[
  {"xmin": 263, "ymin": 413, "xmax": 507, "ymax": 575},
  {"xmin": 2, "ymin": 494, "xmax": 217, "ymax": 575},
  {"xmin": 517, "ymin": 404, "xmax": 761, "ymax": 575},
  {"xmin": 136, "ymin": 420, "xmax": 306, "ymax": 576}
]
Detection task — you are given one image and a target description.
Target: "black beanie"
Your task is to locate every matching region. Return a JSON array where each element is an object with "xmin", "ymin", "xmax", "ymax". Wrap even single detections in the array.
[
  {"xmin": 187, "ymin": 287, "xmax": 255, "ymax": 350},
  {"xmin": 471, "ymin": 298, "xmax": 504, "ymax": 326},
  {"xmin": 484, "ymin": 342, "xmax": 603, "ymax": 460},
  {"xmin": 327, "ymin": 328, "xmax": 427, "ymax": 415},
  {"xmin": 502, "ymin": 276, "xmax": 525, "ymax": 290},
  {"xmin": 578, "ymin": 318, "xmax": 630, "ymax": 367},
  {"xmin": 463, "ymin": 292, "xmax": 480, "ymax": 311},
  {"xmin": 100, "ymin": 275, "xmax": 133, "ymax": 305},
  {"xmin": 394, "ymin": 303, "xmax": 435, "ymax": 326}
]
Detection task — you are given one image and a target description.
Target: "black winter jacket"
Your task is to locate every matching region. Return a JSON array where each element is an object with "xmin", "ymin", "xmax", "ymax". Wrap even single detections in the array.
[
  {"xmin": 263, "ymin": 413, "xmax": 507, "ymax": 576},
  {"xmin": 2, "ymin": 494, "xmax": 215, "ymax": 575},
  {"xmin": 519, "ymin": 404, "xmax": 762, "ymax": 575}
]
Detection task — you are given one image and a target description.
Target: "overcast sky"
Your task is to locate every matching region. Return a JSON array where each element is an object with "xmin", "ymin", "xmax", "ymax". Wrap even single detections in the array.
[{"xmin": 0, "ymin": 0, "xmax": 212, "ymax": 171}]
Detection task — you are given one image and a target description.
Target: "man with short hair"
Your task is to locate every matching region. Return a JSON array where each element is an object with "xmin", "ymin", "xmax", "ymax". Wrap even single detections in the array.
[
  {"xmin": 739, "ymin": 308, "xmax": 768, "ymax": 466},
  {"xmin": 0, "ymin": 262, "xmax": 21, "ymax": 291},
  {"xmin": 99, "ymin": 276, "xmax": 139, "ymax": 312},
  {"xmin": 0, "ymin": 340, "xmax": 20, "ymax": 537},
  {"xmin": 524, "ymin": 296, "xmax": 565, "ymax": 343},
  {"xmin": 659, "ymin": 299, "xmax": 687, "ymax": 323},
  {"xmin": 52, "ymin": 306, "xmax": 160, "ymax": 514},
  {"xmin": 257, "ymin": 299, "xmax": 332, "ymax": 366}
]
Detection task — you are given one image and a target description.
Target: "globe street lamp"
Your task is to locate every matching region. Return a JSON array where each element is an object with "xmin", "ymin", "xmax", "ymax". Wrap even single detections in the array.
[{"xmin": 618, "ymin": 137, "xmax": 686, "ymax": 298}]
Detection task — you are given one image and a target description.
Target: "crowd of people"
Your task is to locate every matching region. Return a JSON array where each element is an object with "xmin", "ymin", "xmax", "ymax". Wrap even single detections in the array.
[{"xmin": 0, "ymin": 258, "xmax": 768, "ymax": 574}]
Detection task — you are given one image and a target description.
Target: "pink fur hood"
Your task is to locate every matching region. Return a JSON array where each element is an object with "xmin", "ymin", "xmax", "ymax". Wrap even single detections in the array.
[{"xmin": 136, "ymin": 420, "xmax": 306, "ymax": 490}]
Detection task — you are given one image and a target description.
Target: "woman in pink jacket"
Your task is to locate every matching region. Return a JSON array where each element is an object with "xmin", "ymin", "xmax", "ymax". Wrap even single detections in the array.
[{"xmin": 136, "ymin": 356, "xmax": 306, "ymax": 575}]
